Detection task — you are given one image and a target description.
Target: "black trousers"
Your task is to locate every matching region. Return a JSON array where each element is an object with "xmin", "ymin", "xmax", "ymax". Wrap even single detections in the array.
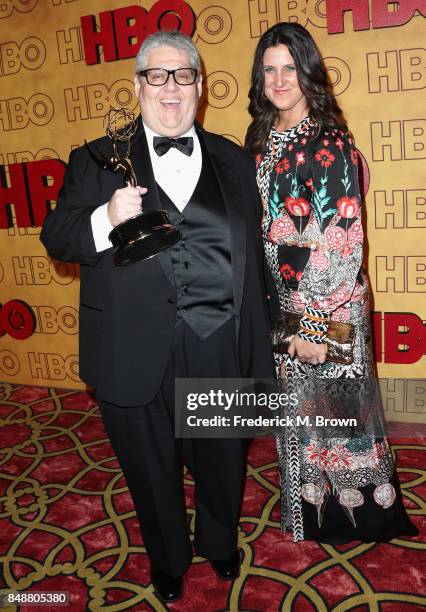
[{"xmin": 97, "ymin": 318, "xmax": 246, "ymax": 577}]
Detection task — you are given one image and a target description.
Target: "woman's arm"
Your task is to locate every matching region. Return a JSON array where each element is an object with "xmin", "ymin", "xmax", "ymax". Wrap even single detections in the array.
[{"xmin": 297, "ymin": 131, "xmax": 364, "ymax": 346}]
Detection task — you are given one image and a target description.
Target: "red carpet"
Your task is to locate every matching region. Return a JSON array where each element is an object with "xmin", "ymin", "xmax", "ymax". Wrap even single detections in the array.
[{"xmin": 0, "ymin": 383, "xmax": 424, "ymax": 611}]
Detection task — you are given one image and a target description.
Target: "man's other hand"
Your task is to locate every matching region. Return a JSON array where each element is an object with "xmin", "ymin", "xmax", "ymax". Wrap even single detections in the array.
[{"xmin": 107, "ymin": 186, "xmax": 147, "ymax": 227}]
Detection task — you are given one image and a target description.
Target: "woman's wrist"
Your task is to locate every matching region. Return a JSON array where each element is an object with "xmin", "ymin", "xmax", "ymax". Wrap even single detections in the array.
[{"xmin": 297, "ymin": 306, "xmax": 329, "ymax": 344}]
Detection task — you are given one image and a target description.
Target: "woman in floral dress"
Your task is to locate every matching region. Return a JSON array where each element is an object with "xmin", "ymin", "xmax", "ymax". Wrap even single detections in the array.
[{"xmin": 246, "ymin": 22, "xmax": 417, "ymax": 542}]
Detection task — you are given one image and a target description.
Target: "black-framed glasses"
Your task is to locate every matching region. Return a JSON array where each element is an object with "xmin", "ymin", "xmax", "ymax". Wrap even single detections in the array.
[{"xmin": 138, "ymin": 68, "xmax": 198, "ymax": 86}]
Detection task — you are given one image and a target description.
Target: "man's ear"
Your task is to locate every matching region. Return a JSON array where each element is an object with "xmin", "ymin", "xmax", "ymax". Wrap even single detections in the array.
[
  {"xmin": 196, "ymin": 75, "xmax": 203, "ymax": 98},
  {"xmin": 134, "ymin": 75, "xmax": 141, "ymax": 97}
]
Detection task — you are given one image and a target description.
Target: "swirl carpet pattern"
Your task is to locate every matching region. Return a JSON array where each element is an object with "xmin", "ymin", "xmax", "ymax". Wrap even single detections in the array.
[{"xmin": 0, "ymin": 383, "xmax": 424, "ymax": 611}]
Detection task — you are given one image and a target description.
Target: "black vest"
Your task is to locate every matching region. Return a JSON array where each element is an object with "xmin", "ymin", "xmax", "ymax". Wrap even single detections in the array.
[{"xmin": 157, "ymin": 148, "xmax": 234, "ymax": 339}]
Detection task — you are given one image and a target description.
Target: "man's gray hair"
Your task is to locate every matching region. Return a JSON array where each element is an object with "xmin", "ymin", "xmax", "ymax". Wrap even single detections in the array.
[{"xmin": 135, "ymin": 30, "xmax": 201, "ymax": 73}]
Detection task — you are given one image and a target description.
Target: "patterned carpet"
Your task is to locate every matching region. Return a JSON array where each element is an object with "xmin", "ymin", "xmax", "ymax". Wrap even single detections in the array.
[{"xmin": 0, "ymin": 383, "xmax": 424, "ymax": 611}]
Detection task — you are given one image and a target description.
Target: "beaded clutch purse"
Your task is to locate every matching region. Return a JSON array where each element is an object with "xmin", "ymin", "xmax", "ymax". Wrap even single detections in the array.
[{"xmin": 271, "ymin": 312, "xmax": 356, "ymax": 365}]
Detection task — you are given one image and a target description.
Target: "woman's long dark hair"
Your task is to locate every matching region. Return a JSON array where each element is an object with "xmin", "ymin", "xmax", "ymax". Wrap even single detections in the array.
[{"xmin": 245, "ymin": 22, "xmax": 346, "ymax": 154}]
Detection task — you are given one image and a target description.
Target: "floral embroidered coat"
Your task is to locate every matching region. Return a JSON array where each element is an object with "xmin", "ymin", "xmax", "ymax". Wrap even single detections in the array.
[
  {"xmin": 255, "ymin": 118, "xmax": 415, "ymax": 542},
  {"xmin": 257, "ymin": 117, "xmax": 371, "ymax": 359}
]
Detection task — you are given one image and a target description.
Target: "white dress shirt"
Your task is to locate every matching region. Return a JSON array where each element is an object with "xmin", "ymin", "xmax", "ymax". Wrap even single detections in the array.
[{"xmin": 90, "ymin": 121, "xmax": 202, "ymax": 253}]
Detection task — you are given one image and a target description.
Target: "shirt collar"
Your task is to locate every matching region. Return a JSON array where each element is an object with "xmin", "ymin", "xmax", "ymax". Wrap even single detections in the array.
[{"xmin": 143, "ymin": 120, "xmax": 197, "ymax": 148}]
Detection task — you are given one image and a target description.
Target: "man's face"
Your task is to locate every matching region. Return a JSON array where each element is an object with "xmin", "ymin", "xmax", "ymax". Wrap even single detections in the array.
[{"xmin": 134, "ymin": 46, "xmax": 202, "ymax": 137}]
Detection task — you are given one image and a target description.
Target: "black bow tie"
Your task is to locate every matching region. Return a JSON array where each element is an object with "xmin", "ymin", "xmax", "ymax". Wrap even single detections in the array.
[{"xmin": 153, "ymin": 136, "xmax": 194, "ymax": 157}]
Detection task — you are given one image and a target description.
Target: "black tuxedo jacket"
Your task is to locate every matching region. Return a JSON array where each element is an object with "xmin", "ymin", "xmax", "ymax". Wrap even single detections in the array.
[{"xmin": 41, "ymin": 120, "xmax": 275, "ymax": 405}]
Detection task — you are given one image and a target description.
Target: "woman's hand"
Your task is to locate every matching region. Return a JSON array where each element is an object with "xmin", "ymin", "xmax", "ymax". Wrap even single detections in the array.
[{"xmin": 287, "ymin": 336, "xmax": 326, "ymax": 365}]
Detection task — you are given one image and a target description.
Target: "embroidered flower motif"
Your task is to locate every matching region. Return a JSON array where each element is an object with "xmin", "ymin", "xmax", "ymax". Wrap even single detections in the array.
[
  {"xmin": 371, "ymin": 441, "xmax": 386, "ymax": 463},
  {"xmin": 288, "ymin": 144, "xmax": 294, "ymax": 151},
  {"xmin": 319, "ymin": 451, "xmax": 332, "ymax": 468},
  {"xmin": 280, "ymin": 263, "xmax": 295, "ymax": 280},
  {"xmin": 306, "ymin": 443, "xmax": 323, "ymax": 465},
  {"xmin": 285, "ymin": 197, "xmax": 310, "ymax": 216},
  {"xmin": 314, "ymin": 148, "xmax": 335, "ymax": 168},
  {"xmin": 275, "ymin": 158, "xmax": 290, "ymax": 174},
  {"xmin": 268, "ymin": 217, "xmax": 294, "ymax": 243},
  {"xmin": 348, "ymin": 220, "xmax": 363, "ymax": 244},
  {"xmin": 295, "ymin": 151, "xmax": 306, "ymax": 165},
  {"xmin": 337, "ymin": 196, "xmax": 359, "ymax": 218},
  {"xmin": 328, "ymin": 445, "xmax": 352, "ymax": 469},
  {"xmin": 339, "ymin": 488, "xmax": 364, "ymax": 508},
  {"xmin": 335, "ymin": 138, "xmax": 344, "ymax": 150},
  {"xmin": 373, "ymin": 483, "xmax": 396, "ymax": 509},
  {"xmin": 310, "ymin": 249, "xmax": 329, "ymax": 271},
  {"xmin": 306, "ymin": 444, "xmax": 333, "ymax": 468},
  {"xmin": 340, "ymin": 243, "xmax": 354, "ymax": 257},
  {"xmin": 315, "ymin": 282, "xmax": 351, "ymax": 310},
  {"xmin": 301, "ymin": 483, "xmax": 324, "ymax": 505},
  {"xmin": 350, "ymin": 148, "xmax": 358, "ymax": 165},
  {"xmin": 305, "ymin": 178, "xmax": 314, "ymax": 191},
  {"xmin": 350, "ymin": 443, "xmax": 386, "ymax": 470},
  {"xmin": 255, "ymin": 154, "xmax": 262, "ymax": 168},
  {"xmin": 301, "ymin": 137, "xmax": 307, "ymax": 145},
  {"xmin": 323, "ymin": 139, "xmax": 329, "ymax": 146},
  {"xmin": 295, "ymin": 271, "xmax": 303, "ymax": 282},
  {"xmin": 324, "ymin": 225, "xmax": 347, "ymax": 250}
]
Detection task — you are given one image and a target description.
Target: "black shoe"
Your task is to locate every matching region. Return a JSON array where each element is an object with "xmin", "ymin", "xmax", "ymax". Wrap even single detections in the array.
[
  {"xmin": 210, "ymin": 550, "xmax": 241, "ymax": 580},
  {"xmin": 151, "ymin": 569, "xmax": 183, "ymax": 603}
]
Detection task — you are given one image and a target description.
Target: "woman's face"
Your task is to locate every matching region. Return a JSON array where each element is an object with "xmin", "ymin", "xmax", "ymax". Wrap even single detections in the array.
[{"xmin": 262, "ymin": 44, "xmax": 308, "ymax": 117}]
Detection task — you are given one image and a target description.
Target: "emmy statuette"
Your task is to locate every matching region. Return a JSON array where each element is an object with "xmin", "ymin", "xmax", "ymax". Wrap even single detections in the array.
[{"xmin": 85, "ymin": 107, "xmax": 181, "ymax": 266}]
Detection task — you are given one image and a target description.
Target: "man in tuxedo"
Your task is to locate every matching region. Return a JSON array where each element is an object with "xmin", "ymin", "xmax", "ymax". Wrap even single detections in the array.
[{"xmin": 41, "ymin": 30, "xmax": 274, "ymax": 603}]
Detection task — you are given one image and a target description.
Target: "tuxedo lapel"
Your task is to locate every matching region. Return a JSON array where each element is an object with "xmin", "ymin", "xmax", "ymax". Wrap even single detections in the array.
[
  {"xmin": 129, "ymin": 120, "xmax": 175, "ymax": 287},
  {"xmin": 197, "ymin": 128, "xmax": 247, "ymax": 333}
]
